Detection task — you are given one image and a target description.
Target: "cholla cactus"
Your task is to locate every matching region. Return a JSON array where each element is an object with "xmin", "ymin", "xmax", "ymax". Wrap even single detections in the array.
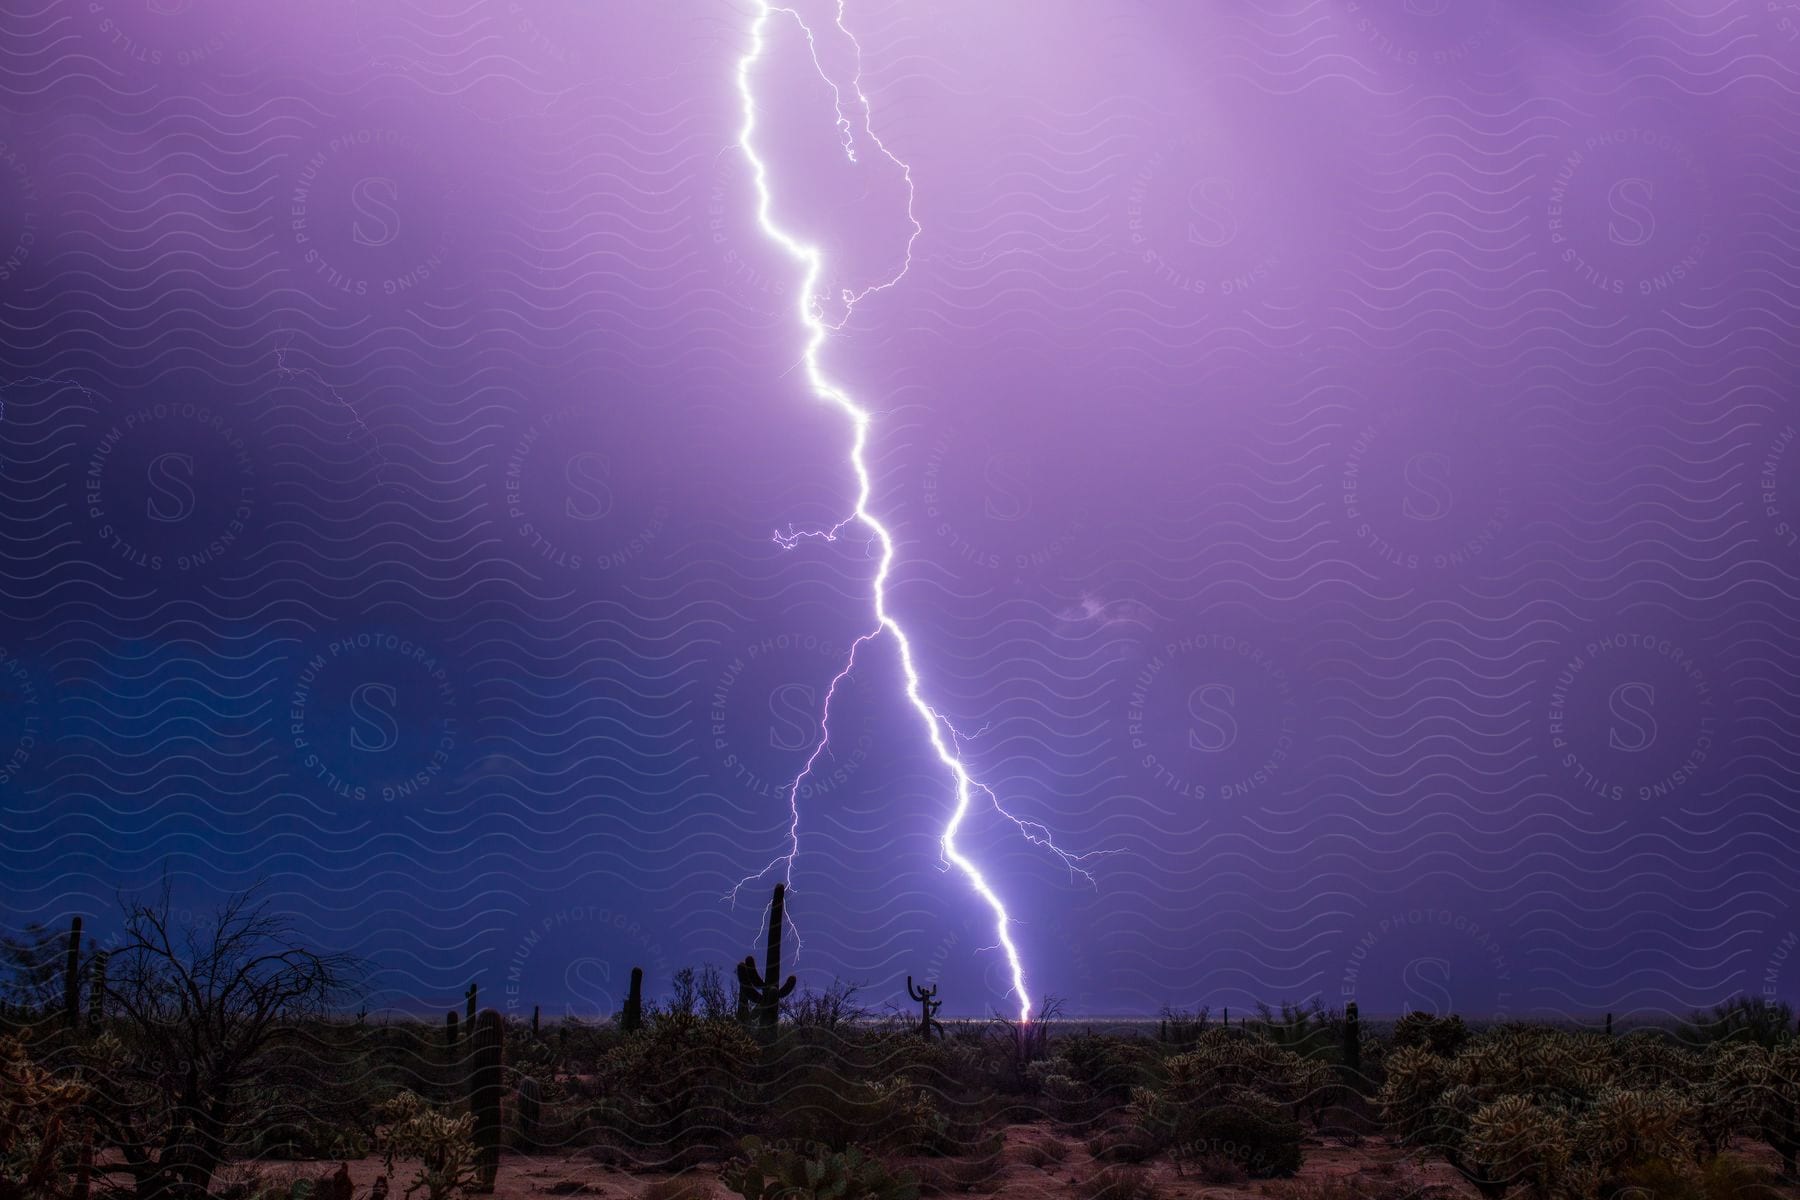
[
  {"xmin": 856, "ymin": 1079, "xmax": 942, "ymax": 1152},
  {"xmin": 1382, "ymin": 1025, "xmax": 1739, "ymax": 1199},
  {"xmin": 1, "ymin": 1036, "xmax": 92, "ymax": 1199},
  {"xmin": 376, "ymin": 1091, "xmax": 482, "ymax": 1200},
  {"xmin": 1724, "ymin": 1038, "xmax": 1800, "ymax": 1177},
  {"xmin": 1159, "ymin": 1028, "xmax": 1331, "ymax": 1111},
  {"xmin": 1026, "ymin": 1055, "xmax": 1092, "ymax": 1120},
  {"xmin": 1392, "ymin": 1011, "xmax": 1470, "ymax": 1056},
  {"xmin": 1575, "ymin": 1088, "xmax": 1695, "ymax": 1181},
  {"xmin": 1686, "ymin": 1044, "xmax": 1760, "ymax": 1160},
  {"xmin": 1129, "ymin": 1028, "xmax": 1326, "ymax": 1174},
  {"xmin": 1609, "ymin": 1032, "xmax": 1704, "ymax": 1092},
  {"xmin": 724, "ymin": 1135, "xmax": 919, "ymax": 1200},
  {"xmin": 1463, "ymin": 1095, "xmax": 1570, "ymax": 1200},
  {"xmin": 1378, "ymin": 1044, "xmax": 1455, "ymax": 1144}
]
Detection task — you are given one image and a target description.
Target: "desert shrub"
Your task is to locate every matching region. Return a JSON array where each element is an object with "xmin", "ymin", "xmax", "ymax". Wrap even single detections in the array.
[
  {"xmin": 77, "ymin": 886, "xmax": 359, "ymax": 1199},
  {"xmin": 1610, "ymin": 1033, "xmax": 1705, "ymax": 1092},
  {"xmin": 723, "ymin": 1135, "xmax": 918, "ymax": 1200},
  {"xmin": 1156, "ymin": 1007, "xmax": 1211, "ymax": 1050},
  {"xmin": 0, "ymin": 1035, "xmax": 92, "ymax": 1199},
  {"xmin": 1128, "ymin": 1026, "xmax": 1331, "ymax": 1163},
  {"xmin": 507, "ymin": 1020, "xmax": 562, "ymax": 1094},
  {"xmin": 1678, "ymin": 997, "xmax": 1796, "ymax": 1050},
  {"xmin": 1459, "ymin": 1093, "xmax": 1572, "ymax": 1200},
  {"xmin": 764, "ymin": 1072, "xmax": 943, "ymax": 1155},
  {"xmin": 1025, "ymin": 1058, "xmax": 1099, "ymax": 1124},
  {"xmin": 210, "ymin": 1162, "xmax": 324, "ymax": 1200},
  {"xmin": 1019, "ymin": 1137, "xmax": 1070, "ymax": 1167},
  {"xmin": 1378, "ymin": 1046, "xmax": 1454, "ymax": 1147},
  {"xmin": 1069, "ymin": 1164, "xmax": 1160, "ymax": 1200},
  {"xmin": 1379, "ymin": 1026, "xmax": 1729, "ymax": 1199},
  {"xmin": 1574, "ymin": 1087, "xmax": 1695, "ymax": 1184},
  {"xmin": 1616, "ymin": 1152, "xmax": 1786, "ymax": 1200},
  {"xmin": 936, "ymin": 1023, "xmax": 1040, "ymax": 1097},
  {"xmin": 875, "ymin": 1028, "xmax": 996, "ymax": 1100},
  {"xmin": 593, "ymin": 1011, "xmax": 761, "ymax": 1161},
  {"xmin": 1718, "ymin": 1038, "xmax": 1800, "ymax": 1178},
  {"xmin": 374, "ymin": 1090, "xmax": 482, "ymax": 1200},
  {"xmin": 1059, "ymin": 1035, "xmax": 1162, "ymax": 1106},
  {"xmin": 548, "ymin": 1017, "xmax": 623, "ymax": 1077},
  {"xmin": 1251, "ymin": 1000, "xmax": 1338, "ymax": 1061},
  {"xmin": 787, "ymin": 981, "xmax": 867, "ymax": 1029},
  {"xmin": 1391, "ymin": 1013, "xmax": 1470, "ymax": 1058},
  {"xmin": 1158, "ymin": 1029, "xmax": 1333, "ymax": 1109},
  {"xmin": 246, "ymin": 1118, "xmax": 371, "ymax": 1163}
]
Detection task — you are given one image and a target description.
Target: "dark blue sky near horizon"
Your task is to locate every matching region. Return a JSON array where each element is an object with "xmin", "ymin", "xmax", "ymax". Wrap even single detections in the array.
[{"xmin": 1, "ymin": 0, "xmax": 1799, "ymax": 1021}]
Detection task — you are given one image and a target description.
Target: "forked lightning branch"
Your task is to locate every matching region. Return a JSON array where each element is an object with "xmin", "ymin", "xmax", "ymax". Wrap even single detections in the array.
[{"xmin": 731, "ymin": 0, "xmax": 1101, "ymax": 1022}]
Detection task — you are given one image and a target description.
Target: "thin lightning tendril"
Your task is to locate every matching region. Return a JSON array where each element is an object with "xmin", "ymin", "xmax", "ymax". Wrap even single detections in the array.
[{"xmin": 731, "ymin": 0, "xmax": 1102, "ymax": 1024}]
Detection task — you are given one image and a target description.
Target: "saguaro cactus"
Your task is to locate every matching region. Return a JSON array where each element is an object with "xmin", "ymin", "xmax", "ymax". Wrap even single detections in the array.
[
  {"xmin": 517, "ymin": 1076, "xmax": 541, "ymax": 1149},
  {"xmin": 469, "ymin": 1009, "xmax": 504, "ymax": 1192},
  {"xmin": 88, "ymin": 949, "xmax": 107, "ymax": 1031},
  {"xmin": 64, "ymin": 917, "xmax": 82, "ymax": 1028},
  {"xmin": 464, "ymin": 982, "xmax": 478, "ymax": 1038},
  {"xmin": 1343, "ymin": 1001, "xmax": 1362, "ymax": 1078},
  {"xmin": 621, "ymin": 966, "xmax": 644, "ymax": 1033},
  {"xmin": 735, "ymin": 883, "xmax": 796, "ymax": 1032},
  {"xmin": 907, "ymin": 976, "xmax": 944, "ymax": 1039}
]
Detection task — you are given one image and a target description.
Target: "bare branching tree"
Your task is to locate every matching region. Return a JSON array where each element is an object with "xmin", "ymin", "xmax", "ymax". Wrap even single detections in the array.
[{"xmin": 88, "ymin": 882, "xmax": 358, "ymax": 1200}]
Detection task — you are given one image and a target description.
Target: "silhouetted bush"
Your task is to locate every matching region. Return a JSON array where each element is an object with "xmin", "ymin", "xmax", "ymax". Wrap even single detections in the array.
[
  {"xmin": 1390, "ymin": 1012, "xmax": 1470, "ymax": 1058},
  {"xmin": 723, "ymin": 1136, "xmax": 918, "ymax": 1200}
]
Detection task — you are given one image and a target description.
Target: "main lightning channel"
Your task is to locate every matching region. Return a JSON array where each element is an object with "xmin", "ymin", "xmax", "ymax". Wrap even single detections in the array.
[{"xmin": 733, "ymin": 0, "xmax": 1092, "ymax": 1024}]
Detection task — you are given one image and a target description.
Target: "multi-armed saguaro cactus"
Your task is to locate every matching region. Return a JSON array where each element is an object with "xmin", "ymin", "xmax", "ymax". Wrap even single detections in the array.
[
  {"xmin": 1343, "ymin": 1001, "xmax": 1362, "ymax": 1079},
  {"xmin": 63, "ymin": 916, "xmax": 82, "ymax": 1029},
  {"xmin": 464, "ymin": 982, "xmax": 478, "ymax": 1039},
  {"xmin": 736, "ymin": 883, "xmax": 796, "ymax": 1033},
  {"xmin": 621, "ymin": 966, "xmax": 644, "ymax": 1033},
  {"xmin": 906, "ymin": 976, "xmax": 944, "ymax": 1040},
  {"xmin": 469, "ymin": 1008, "xmax": 504, "ymax": 1192}
]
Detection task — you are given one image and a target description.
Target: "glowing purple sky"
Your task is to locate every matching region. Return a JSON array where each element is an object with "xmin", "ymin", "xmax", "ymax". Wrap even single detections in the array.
[{"xmin": 1, "ymin": 0, "xmax": 1797, "ymax": 1020}]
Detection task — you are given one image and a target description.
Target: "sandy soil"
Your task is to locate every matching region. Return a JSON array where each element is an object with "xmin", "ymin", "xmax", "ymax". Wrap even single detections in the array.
[{"xmin": 232, "ymin": 1124, "xmax": 1799, "ymax": 1200}]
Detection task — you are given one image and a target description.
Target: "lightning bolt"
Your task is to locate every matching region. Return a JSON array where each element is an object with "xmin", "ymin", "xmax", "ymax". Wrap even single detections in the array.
[{"xmin": 731, "ymin": 0, "xmax": 1101, "ymax": 1024}]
